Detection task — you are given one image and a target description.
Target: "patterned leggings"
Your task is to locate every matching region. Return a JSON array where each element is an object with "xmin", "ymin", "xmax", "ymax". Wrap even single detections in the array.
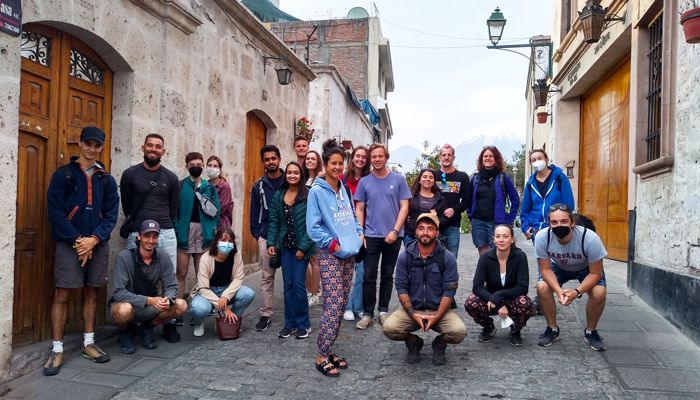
[
  {"xmin": 317, "ymin": 249, "xmax": 354, "ymax": 357},
  {"xmin": 464, "ymin": 293, "xmax": 534, "ymax": 332}
]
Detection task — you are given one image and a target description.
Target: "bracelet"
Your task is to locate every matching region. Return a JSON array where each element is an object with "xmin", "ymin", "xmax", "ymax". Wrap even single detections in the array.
[
  {"xmin": 574, "ymin": 288, "xmax": 582, "ymax": 298},
  {"xmin": 391, "ymin": 229, "xmax": 399, "ymax": 235}
]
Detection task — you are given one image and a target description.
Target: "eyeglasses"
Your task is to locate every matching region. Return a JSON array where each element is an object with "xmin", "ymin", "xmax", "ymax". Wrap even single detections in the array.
[{"xmin": 549, "ymin": 204, "xmax": 571, "ymax": 212}]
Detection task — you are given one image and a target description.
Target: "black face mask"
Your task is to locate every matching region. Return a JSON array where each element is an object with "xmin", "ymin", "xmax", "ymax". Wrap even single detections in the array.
[
  {"xmin": 143, "ymin": 155, "xmax": 161, "ymax": 167},
  {"xmin": 552, "ymin": 225, "xmax": 571, "ymax": 239},
  {"xmin": 189, "ymin": 166, "xmax": 203, "ymax": 178}
]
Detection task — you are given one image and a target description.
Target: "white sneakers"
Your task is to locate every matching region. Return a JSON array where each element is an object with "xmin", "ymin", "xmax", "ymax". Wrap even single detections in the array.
[
  {"xmin": 193, "ymin": 323, "xmax": 204, "ymax": 337},
  {"xmin": 308, "ymin": 293, "xmax": 320, "ymax": 307},
  {"xmin": 343, "ymin": 310, "xmax": 355, "ymax": 321}
]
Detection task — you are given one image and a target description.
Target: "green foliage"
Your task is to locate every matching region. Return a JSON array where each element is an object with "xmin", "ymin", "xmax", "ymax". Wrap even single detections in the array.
[
  {"xmin": 404, "ymin": 141, "xmax": 441, "ymax": 188},
  {"xmin": 504, "ymin": 143, "xmax": 526, "ymax": 194}
]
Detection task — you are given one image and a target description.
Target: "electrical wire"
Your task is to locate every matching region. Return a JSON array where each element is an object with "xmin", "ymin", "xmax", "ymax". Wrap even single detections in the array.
[{"xmin": 381, "ymin": 16, "xmax": 530, "ymax": 42}]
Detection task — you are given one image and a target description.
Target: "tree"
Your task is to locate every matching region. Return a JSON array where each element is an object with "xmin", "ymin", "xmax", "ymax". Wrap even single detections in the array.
[{"xmin": 504, "ymin": 143, "xmax": 526, "ymax": 194}]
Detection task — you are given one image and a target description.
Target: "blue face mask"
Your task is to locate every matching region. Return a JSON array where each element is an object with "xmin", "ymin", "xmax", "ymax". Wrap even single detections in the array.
[{"xmin": 217, "ymin": 241, "xmax": 235, "ymax": 255}]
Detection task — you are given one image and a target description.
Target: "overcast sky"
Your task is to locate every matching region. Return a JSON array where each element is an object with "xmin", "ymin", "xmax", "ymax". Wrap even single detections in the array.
[{"xmin": 279, "ymin": 1, "xmax": 553, "ymax": 150}]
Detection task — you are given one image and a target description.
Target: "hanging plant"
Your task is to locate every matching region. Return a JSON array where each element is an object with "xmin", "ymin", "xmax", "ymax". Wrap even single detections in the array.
[{"xmin": 295, "ymin": 116, "xmax": 317, "ymax": 141}]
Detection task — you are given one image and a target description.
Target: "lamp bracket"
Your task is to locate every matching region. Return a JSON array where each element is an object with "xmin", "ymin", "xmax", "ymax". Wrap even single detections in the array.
[{"xmin": 263, "ymin": 56, "xmax": 288, "ymax": 74}]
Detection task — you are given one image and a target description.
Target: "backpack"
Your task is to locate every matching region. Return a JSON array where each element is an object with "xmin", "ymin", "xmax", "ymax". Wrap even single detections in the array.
[
  {"xmin": 472, "ymin": 171, "xmax": 510, "ymax": 213},
  {"xmin": 406, "ymin": 247, "xmax": 457, "ymax": 309},
  {"xmin": 60, "ymin": 164, "xmax": 110, "ymax": 207}
]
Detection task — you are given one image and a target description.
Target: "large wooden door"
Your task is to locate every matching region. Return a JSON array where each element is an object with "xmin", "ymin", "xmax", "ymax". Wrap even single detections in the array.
[
  {"xmin": 13, "ymin": 24, "xmax": 113, "ymax": 345},
  {"xmin": 242, "ymin": 112, "xmax": 267, "ymax": 264},
  {"xmin": 580, "ymin": 59, "xmax": 630, "ymax": 261}
]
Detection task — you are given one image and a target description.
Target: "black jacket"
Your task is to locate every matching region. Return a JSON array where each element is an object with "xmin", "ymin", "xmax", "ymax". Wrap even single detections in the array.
[
  {"xmin": 405, "ymin": 191, "xmax": 448, "ymax": 237},
  {"xmin": 472, "ymin": 246, "xmax": 529, "ymax": 306}
]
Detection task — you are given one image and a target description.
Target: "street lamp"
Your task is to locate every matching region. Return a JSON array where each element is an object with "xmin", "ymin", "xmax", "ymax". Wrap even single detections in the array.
[
  {"xmin": 578, "ymin": 0, "xmax": 625, "ymax": 43},
  {"xmin": 487, "ymin": 7, "xmax": 506, "ymax": 46},
  {"xmin": 263, "ymin": 56, "xmax": 293, "ymax": 85}
]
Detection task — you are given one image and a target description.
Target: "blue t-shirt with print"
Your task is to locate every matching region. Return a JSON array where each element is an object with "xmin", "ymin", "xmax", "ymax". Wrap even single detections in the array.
[{"xmin": 354, "ymin": 171, "xmax": 412, "ymax": 238}]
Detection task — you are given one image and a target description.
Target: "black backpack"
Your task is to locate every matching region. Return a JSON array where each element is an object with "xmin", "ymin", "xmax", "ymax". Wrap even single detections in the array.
[
  {"xmin": 406, "ymin": 247, "xmax": 458, "ymax": 309},
  {"xmin": 60, "ymin": 164, "xmax": 110, "ymax": 208},
  {"xmin": 546, "ymin": 215, "xmax": 595, "ymax": 259}
]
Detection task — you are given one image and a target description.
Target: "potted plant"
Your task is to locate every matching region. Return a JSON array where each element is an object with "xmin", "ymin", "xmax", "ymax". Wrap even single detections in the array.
[
  {"xmin": 536, "ymin": 111, "xmax": 549, "ymax": 124},
  {"xmin": 295, "ymin": 116, "xmax": 317, "ymax": 141},
  {"xmin": 681, "ymin": 1, "xmax": 700, "ymax": 44}
]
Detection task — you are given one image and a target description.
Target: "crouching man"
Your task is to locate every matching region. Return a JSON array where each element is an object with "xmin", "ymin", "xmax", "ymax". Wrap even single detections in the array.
[
  {"xmin": 109, "ymin": 220, "xmax": 187, "ymax": 354},
  {"xmin": 382, "ymin": 213, "xmax": 466, "ymax": 365}
]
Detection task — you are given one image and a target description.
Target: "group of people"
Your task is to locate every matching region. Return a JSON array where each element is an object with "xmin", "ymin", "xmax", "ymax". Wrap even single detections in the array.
[{"xmin": 42, "ymin": 126, "xmax": 610, "ymax": 379}]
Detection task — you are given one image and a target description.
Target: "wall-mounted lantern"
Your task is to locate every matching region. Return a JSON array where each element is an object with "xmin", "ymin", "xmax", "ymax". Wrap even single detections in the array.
[
  {"xmin": 565, "ymin": 160, "xmax": 576, "ymax": 178},
  {"xmin": 263, "ymin": 56, "xmax": 292, "ymax": 85},
  {"xmin": 578, "ymin": 0, "xmax": 625, "ymax": 43}
]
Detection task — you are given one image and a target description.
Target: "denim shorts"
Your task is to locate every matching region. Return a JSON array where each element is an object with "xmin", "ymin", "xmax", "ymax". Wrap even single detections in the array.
[
  {"xmin": 471, "ymin": 218, "xmax": 494, "ymax": 248},
  {"xmin": 538, "ymin": 263, "xmax": 607, "ymax": 287}
]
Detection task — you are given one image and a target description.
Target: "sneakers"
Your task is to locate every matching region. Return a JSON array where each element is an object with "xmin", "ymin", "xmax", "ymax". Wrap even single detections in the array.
[
  {"xmin": 163, "ymin": 322, "xmax": 181, "ymax": 343},
  {"xmin": 510, "ymin": 329, "xmax": 523, "ymax": 347},
  {"xmin": 82, "ymin": 343, "xmax": 110, "ymax": 363},
  {"xmin": 308, "ymin": 294, "xmax": 319, "ymax": 307},
  {"xmin": 478, "ymin": 325, "xmax": 497, "ymax": 342},
  {"xmin": 256, "ymin": 316, "xmax": 271, "ymax": 331},
  {"xmin": 193, "ymin": 322, "xmax": 205, "ymax": 337},
  {"xmin": 584, "ymin": 329, "xmax": 607, "ymax": 351},
  {"xmin": 295, "ymin": 328, "xmax": 312, "ymax": 339},
  {"xmin": 174, "ymin": 317, "xmax": 184, "ymax": 326},
  {"xmin": 42, "ymin": 351, "xmax": 64, "ymax": 376},
  {"xmin": 343, "ymin": 310, "xmax": 355, "ymax": 321},
  {"xmin": 356, "ymin": 315, "xmax": 374, "ymax": 330},
  {"xmin": 538, "ymin": 326, "xmax": 560, "ymax": 347},
  {"xmin": 431, "ymin": 335, "xmax": 447, "ymax": 366},
  {"xmin": 140, "ymin": 322, "xmax": 158, "ymax": 350},
  {"xmin": 378, "ymin": 313, "xmax": 389, "ymax": 326},
  {"xmin": 278, "ymin": 327, "xmax": 297, "ymax": 338},
  {"xmin": 405, "ymin": 335, "xmax": 424, "ymax": 364},
  {"xmin": 118, "ymin": 329, "xmax": 136, "ymax": 354}
]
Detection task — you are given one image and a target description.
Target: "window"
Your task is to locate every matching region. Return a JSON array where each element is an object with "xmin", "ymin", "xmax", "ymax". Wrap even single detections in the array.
[{"xmin": 645, "ymin": 14, "xmax": 663, "ymax": 162}]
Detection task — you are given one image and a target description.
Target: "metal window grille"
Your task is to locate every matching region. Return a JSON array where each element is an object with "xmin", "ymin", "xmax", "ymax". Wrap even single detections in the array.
[{"xmin": 645, "ymin": 14, "xmax": 663, "ymax": 162}]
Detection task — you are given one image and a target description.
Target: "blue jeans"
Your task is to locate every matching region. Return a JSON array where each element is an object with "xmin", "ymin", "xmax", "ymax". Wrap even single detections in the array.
[
  {"xmin": 189, "ymin": 285, "xmax": 256, "ymax": 325},
  {"xmin": 281, "ymin": 247, "xmax": 310, "ymax": 329},
  {"xmin": 442, "ymin": 225, "xmax": 461, "ymax": 257},
  {"xmin": 471, "ymin": 219, "xmax": 494, "ymax": 249},
  {"xmin": 345, "ymin": 261, "xmax": 364, "ymax": 314},
  {"xmin": 403, "ymin": 235, "xmax": 416, "ymax": 247},
  {"xmin": 127, "ymin": 228, "xmax": 177, "ymax": 271}
]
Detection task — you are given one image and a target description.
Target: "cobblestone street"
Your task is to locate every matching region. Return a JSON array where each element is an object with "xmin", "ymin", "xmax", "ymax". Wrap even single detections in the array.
[{"xmin": 2, "ymin": 234, "xmax": 699, "ymax": 400}]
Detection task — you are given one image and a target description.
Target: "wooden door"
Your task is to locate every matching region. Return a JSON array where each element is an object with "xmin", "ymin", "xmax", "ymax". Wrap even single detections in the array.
[
  {"xmin": 13, "ymin": 24, "xmax": 113, "ymax": 345},
  {"xmin": 580, "ymin": 59, "xmax": 630, "ymax": 261},
  {"xmin": 242, "ymin": 112, "xmax": 267, "ymax": 264}
]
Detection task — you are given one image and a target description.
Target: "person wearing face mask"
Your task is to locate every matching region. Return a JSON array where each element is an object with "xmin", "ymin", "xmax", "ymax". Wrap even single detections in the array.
[
  {"xmin": 520, "ymin": 149, "xmax": 574, "ymax": 243},
  {"xmin": 267, "ymin": 162, "xmax": 317, "ymax": 339},
  {"xmin": 189, "ymin": 228, "xmax": 255, "ymax": 337},
  {"xmin": 120, "ymin": 134, "xmax": 181, "ymax": 269},
  {"xmin": 174, "ymin": 152, "xmax": 220, "ymax": 319},
  {"xmin": 205, "ymin": 155, "xmax": 233, "ymax": 232},
  {"xmin": 535, "ymin": 204, "xmax": 608, "ymax": 351}
]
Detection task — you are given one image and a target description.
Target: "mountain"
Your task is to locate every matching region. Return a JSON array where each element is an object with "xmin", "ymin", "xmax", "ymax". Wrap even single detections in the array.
[{"xmin": 390, "ymin": 132, "xmax": 524, "ymax": 174}]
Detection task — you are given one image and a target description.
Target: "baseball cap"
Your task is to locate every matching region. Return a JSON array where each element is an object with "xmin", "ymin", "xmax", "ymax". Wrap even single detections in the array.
[
  {"xmin": 139, "ymin": 219, "xmax": 160, "ymax": 234},
  {"xmin": 80, "ymin": 126, "xmax": 106, "ymax": 144},
  {"xmin": 416, "ymin": 212, "xmax": 440, "ymax": 229}
]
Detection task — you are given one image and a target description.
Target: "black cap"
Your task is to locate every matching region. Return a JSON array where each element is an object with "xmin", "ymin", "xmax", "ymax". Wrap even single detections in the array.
[
  {"xmin": 139, "ymin": 219, "xmax": 160, "ymax": 234},
  {"xmin": 80, "ymin": 126, "xmax": 106, "ymax": 144}
]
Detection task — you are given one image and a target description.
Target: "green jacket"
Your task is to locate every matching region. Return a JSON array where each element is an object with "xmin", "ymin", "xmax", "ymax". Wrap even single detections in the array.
[
  {"xmin": 174, "ymin": 178, "xmax": 220, "ymax": 250},
  {"xmin": 266, "ymin": 188, "xmax": 316, "ymax": 260}
]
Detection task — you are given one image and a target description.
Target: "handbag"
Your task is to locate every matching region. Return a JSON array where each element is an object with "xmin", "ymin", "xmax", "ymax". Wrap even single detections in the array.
[
  {"xmin": 119, "ymin": 169, "xmax": 163, "ymax": 238},
  {"xmin": 215, "ymin": 311, "xmax": 241, "ymax": 340},
  {"xmin": 195, "ymin": 190, "xmax": 218, "ymax": 218}
]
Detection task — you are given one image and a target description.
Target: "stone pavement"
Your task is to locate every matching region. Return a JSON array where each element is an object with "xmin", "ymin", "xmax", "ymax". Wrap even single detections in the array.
[{"xmin": 1, "ymin": 234, "xmax": 699, "ymax": 399}]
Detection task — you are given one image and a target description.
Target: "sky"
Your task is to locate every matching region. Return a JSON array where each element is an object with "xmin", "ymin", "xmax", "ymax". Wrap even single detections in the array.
[{"xmin": 278, "ymin": 1, "xmax": 553, "ymax": 151}]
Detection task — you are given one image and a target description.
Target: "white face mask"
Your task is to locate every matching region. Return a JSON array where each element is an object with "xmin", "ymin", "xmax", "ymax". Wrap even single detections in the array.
[
  {"xmin": 531, "ymin": 159, "xmax": 547, "ymax": 173},
  {"xmin": 206, "ymin": 167, "xmax": 220, "ymax": 179}
]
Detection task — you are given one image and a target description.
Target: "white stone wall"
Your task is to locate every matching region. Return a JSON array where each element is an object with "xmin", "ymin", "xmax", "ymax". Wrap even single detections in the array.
[
  {"xmin": 0, "ymin": 0, "xmax": 311, "ymax": 375},
  {"xmin": 307, "ymin": 66, "xmax": 375, "ymax": 151},
  {"xmin": 634, "ymin": 33, "xmax": 700, "ymax": 273}
]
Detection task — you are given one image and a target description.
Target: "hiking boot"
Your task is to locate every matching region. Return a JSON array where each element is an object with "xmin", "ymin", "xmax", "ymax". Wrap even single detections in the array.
[
  {"xmin": 538, "ymin": 326, "xmax": 560, "ymax": 347},
  {"xmin": 405, "ymin": 335, "xmax": 424, "ymax": 364},
  {"xmin": 255, "ymin": 316, "xmax": 271, "ymax": 331},
  {"xmin": 140, "ymin": 322, "xmax": 158, "ymax": 350},
  {"xmin": 295, "ymin": 328, "xmax": 312, "ymax": 339},
  {"xmin": 356, "ymin": 315, "xmax": 374, "ymax": 330},
  {"xmin": 193, "ymin": 322, "xmax": 205, "ymax": 337},
  {"xmin": 42, "ymin": 352, "xmax": 64, "ymax": 376},
  {"xmin": 118, "ymin": 329, "xmax": 136, "ymax": 354},
  {"xmin": 378, "ymin": 313, "xmax": 389, "ymax": 326},
  {"xmin": 510, "ymin": 328, "xmax": 523, "ymax": 347},
  {"xmin": 163, "ymin": 322, "xmax": 181, "ymax": 343},
  {"xmin": 82, "ymin": 343, "xmax": 110, "ymax": 363},
  {"xmin": 431, "ymin": 335, "xmax": 447, "ymax": 366},
  {"xmin": 278, "ymin": 327, "xmax": 296, "ymax": 338},
  {"xmin": 478, "ymin": 325, "xmax": 497, "ymax": 342},
  {"xmin": 584, "ymin": 329, "xmax": 607, "ymax": 351}
]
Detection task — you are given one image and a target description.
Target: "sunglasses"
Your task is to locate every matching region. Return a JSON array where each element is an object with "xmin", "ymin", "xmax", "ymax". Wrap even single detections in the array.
[
  {"xmin": 549, "ymin": 204, "xmax": 571, "ymax": 212},
  {"xmin": 441, "ymin": 172, "xmax": 446, "ymax": 184}
]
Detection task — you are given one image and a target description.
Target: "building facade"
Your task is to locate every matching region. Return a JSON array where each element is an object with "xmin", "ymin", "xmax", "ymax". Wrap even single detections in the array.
[
  {"xmin": 534, "ymin": 0, "xmax": 699, "ymax": 344},
  {"xmin": 0, "ymin": 0, "xmax": 314, "ymax": 379}
]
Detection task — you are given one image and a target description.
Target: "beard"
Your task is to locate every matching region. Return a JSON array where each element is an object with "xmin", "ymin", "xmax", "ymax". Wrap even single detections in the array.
[
  {"xmin": 418, "ymin": 235, "xmax": 436, "ymax": 246},
  {"xmin": 143, "ymin": 155, "xmax": 161, "ymax": 167}
]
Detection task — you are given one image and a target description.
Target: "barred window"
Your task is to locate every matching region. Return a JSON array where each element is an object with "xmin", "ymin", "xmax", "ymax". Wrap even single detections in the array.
[{"xmin": 645, "ymin": 14, "xmax": 663, "ymax": 162}]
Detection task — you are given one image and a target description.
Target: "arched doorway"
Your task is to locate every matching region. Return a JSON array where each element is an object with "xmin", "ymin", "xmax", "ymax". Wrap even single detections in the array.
[
  {"xmin": 14, "ymin": 24, "xmax": 113, "ymax": 345},
  {"xmin": 241, "ymin": 112, "xmax": 267, "ymax": 264}
]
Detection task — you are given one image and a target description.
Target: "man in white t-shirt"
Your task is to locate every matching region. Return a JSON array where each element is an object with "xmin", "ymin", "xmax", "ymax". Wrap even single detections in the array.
[{"xmin": 534, "ymin": 204, "xmax": 608, "ymax": 351}]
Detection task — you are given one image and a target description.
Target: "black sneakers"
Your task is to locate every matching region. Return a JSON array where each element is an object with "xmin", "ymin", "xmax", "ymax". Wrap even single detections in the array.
[
  {"xmin": 538, "ymin": 326, "xmax": 560, "ymax": 347},
  {"xmin": 584, "ymin": 329, "xmax": 607, "ymax": 351},
  {"xmin": 256, "ymin": 316, "xmax": 271, "ymax": 331},
  {"xmin": 510, "ymin": 328, "xmax": 523, "ymax": 346},
  {"xmin": 163, "ymin": 322, "xmax": 181, "ymax": 343},
  {"xmin": 295, "ymin": 328, "xmax": 312, "ymax": 339},
  {"xmin": 118, "ymin": 329, "xmax": 136, "ymax": 354},
  {"xmin": 431, "ymin": 335, "xmax": 447, "ymax": 366},
  {"xmin": 478, "ymin": 325, "xmax": 497, "ymax": 342},
  {"xmin": 278, "ymin": 327, "xmax": 296, "ymax": 338},
  {"xmin": 405, "ymin": 335, "xmax": 424, "ymax": 364},
  {"xmin": 140, "ymin": 322, "xmax": 157, "ymax": 350}
]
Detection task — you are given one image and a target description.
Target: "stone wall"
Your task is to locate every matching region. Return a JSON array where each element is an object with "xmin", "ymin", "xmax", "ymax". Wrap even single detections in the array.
[{"xmin": 0, "ymin": 0, "xmax": 312, "ymax": 377}]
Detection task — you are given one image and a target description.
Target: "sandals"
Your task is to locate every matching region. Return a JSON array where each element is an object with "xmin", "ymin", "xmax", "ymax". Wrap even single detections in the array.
[
  {"xmin": 328, "ymin": 353, "xmax": 348, "ymax": 369},
  {"xmin": 315, "ymin": 359, "xmax": 340, "ymax": 377}
]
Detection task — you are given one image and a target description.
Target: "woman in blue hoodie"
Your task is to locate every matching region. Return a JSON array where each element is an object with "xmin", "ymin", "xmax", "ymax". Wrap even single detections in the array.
[
  {"xmin": 306, "ymin": 139, "xmax": 364, "ymax": 378},
  {"xmin": 520, "ymin": 149, "xmax": 574, "ymax": 242}
]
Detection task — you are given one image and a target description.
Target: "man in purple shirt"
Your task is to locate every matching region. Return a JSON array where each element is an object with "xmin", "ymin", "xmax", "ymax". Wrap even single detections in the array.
[{"xmin": 354, "ymin": 144, "xmax": 412, "ymax": 329}]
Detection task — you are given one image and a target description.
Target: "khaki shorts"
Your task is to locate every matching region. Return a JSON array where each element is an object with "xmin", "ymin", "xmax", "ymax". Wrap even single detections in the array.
[
  {"xmin": 184, "ymin": 222, "xmax": 205, "ymax": 254},
  {"xmin": 54, "ymin": 241, "xmax": 110, "ymax": 288}
]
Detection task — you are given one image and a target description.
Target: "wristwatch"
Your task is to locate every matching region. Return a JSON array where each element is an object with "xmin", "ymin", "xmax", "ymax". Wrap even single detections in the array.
[{"xmin": 574, "ymin": 288, "xmax": 583, "ymax": 299}]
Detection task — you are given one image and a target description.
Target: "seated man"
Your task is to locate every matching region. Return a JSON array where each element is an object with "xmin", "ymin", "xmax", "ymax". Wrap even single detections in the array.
[
  {"xmin": 109, "ymin": 220, "xmax": 188, "ymax": 354},
  {"xmin": 535, "ymin": 204, "xmax": 608, "ymax": 351},
  {"xmin": 383, "ymin": 213, "xmax": 466, "ymax": 365}
]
